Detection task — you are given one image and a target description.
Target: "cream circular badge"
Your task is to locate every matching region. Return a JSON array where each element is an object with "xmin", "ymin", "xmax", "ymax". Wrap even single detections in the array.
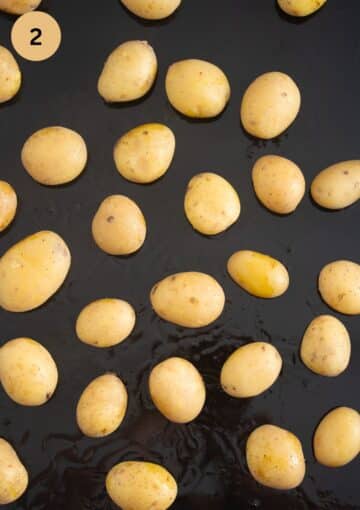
[{"xmin": 11, "ymin": 12, "xmax": 61, "ymax": 62}]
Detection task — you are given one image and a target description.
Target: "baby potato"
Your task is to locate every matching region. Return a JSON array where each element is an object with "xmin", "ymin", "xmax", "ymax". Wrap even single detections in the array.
[
  {"xmin": 301, "ymin": 315, "xmax": 351, "ymax": 377},
  {"xmin": 314, "ymin": 407, "xmax": 360, "ymax": 467},
  {"xmin": 0, "ymin": 230, "xmax": 71, "ymax": 312},
  {"xmin": 98, "ymin": 40, "xmax": 157, "ymax": 103},
  {"xmin": 165, "ymin": 59, "xmax": 231, "ymax": 118},
  {"xmin": 106, "ymin": 461, "xmax": 177, "ymax": 510},
  {"xmin": 246, "ymin": 424, "xmax": 305, "ymax": 490},
  {"xmin": 76, "ymin": 374, "xmax": 128, "ymax": 438},
  {"xmin": 319, "ymin": 260, "xmax": 360, "ymax": 315},
  {"xmin": 241, "ymin": 72, "xmax": 301, "ymax": 139},
  {"xmin": 0, "ymin": 439, "xmax": 28, "ymax": 505},
  {"xmin": 184, "ymin": 172, "xmax": 241, "ymax": 235},
  {"xmin": 0, "ymin": 337, "xmax": 58, "ymax": 406},
  {"xmin": 92, "ymin": 195, "xmax": 146, "ymax": 255},
  {"xmin": 149, "ymin": 357, "xmax": 206, "ymax": 423},
  {"xmin": 311, "ymin": 161, "xmax": 360, "ymax": 209},
  {"xmin": 150, "ymin": 271, "xmax": 225, "ymax": 328},
  {"xmin": 0, "ymin": 180, "xmax": 17, "ymax": 231},
  {"xmin": 114, "ymin": 123, "xmax": 175, "ymax": 184},
  {"xmin": 121, "ymin": 0, "xmax": 181, "ymax": 19},
  {"xmin": 0, "ymin": 46, "xmax": 21, "ymax": 103},
  {"xmin": 227, "ymin": 250, "xmax": 289, "ymax": 298},
  {"xmin": 0, "ymin": 0, "xmax": 41, "ymax": 14},
  {"xmin": 76, "ymin": 298, "xmax": 136, "ymax": 348},
  {"xmin": 278, "ymin": 0, "xmax": 326, "ymax": 17},
  {"xmin": 252, "ymin": 155, "xmax": 305, "ymax": 214},
  {"xmin": 221, "ymin": 342, "xmax": 282, "ymax": 398}
]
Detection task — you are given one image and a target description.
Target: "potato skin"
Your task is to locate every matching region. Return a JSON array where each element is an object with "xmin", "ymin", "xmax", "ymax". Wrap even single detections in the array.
[
  {"xmin": 106, "ymin": 461, "xmax": 177, "ymax": 510},
  {"xmin": 0, "ymin": 0, "xmax": 41, "ymax": 14},
  {"xmin": 0, "ymin": 230, "xmax": 71, "ymax": 312},
  {"xmin": 241, "ymin": 72, "xmax": 301, "ymax": 139},
  {"xmin": 184, "ymin": 172, "xmax": 241, "ymax": 235},
  {"xmin": 165, "ymin": 59, "xmax": 231, "ymax": 118},
  {"xmin": 319, "ymin": 260, "xmax": 360, "ymax": 315},
  {"xmin": 150, "ymin": 271, "xmax": 225, "ymax": 328},
  {"xmin": 314, "ymin": 407, "xmax": 360, "ymax": 467},
  {"xmin": 114, "ymin": 123, "xmax": 175, "ymax": 184},
  {"xmin": 0, "ymin": 439, "xmax": 28, "ymax": 505},
  {"xmin": 252, "ymin": 155, "xmax": 305, "ymax": 214},
  {"xmin": 278, "ymin": 0, "xmax": 326, "ymax": 17},
  {"xmin": 98, "ymin": 40, "xmax": 157, "ymax": 102},
  {"xmin": 227, "ymin": 250, "xmax": 289, "ymax": 298},
  {"xmin": 0, "ymin": 338, "xmax": 58, "ymax": 406},
  {"xmin": 0, "ymin": 180, "xmax": 17, "ymax": 232},
  {"xmin": 0, "ymin": 46, "xmax": 21, "ymax": 103},
  {"xmin": 121, "ymin": 0, "xmax": 181, "ymax": 20},
  {"xmin": 311, "ymin": 161, "xmax": 360, "ymax": 209},
  {"xmin": 246, "ymin": 424, "xmax": 305, "ymax": 490}
]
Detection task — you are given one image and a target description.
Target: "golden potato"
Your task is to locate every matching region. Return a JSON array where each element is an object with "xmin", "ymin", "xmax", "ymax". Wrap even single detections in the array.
[
  {"xmin": 121, "ymin": 0, "xmax": 181, "ymax": 19},
  {"xmin": 278, "ymin": 0, "xmax": 326, "ymax": 17},
  {"xmin": 0, "ymin": 180, "xmax": 17, "ymax": 231},
  {"xmin": 114, "ymin": 123, "xmax": 175, "ymax": 184},
  {"xmin": 0, "ymin": 337, "xmax": 58, "ymax": 406},
  {"xmin": 311, "ymin": 161, "xmax": 360, "ymax": 209},
  {"xmin": 150, "ymin": 271, "xmax": 225, "ymax": 327},
  {"xmin": 0, "ymin": 230, "xmax": 71, "ymax": 312},
  {"xmin": 106, "ymin": 461, "xmax": 177, "ymax": 510},
  {"xmin": 314, "ymin": 407, "xmax": 360, "ymax": 467},
  {"xmin": 165, "ymin": 59, "xmax": 231, "ymax": 118},
  {"xmin": 98, "ymin": 40, "xmax": 157, "ymax": 102},
  {"xmin": 0, "ymin": 46, "xmax": 21, "ymax": 103},
  {"xmin": 252, "ymin": 155, "xmax": 305, "ymax": 214},
  {"xmin": 241, "ymin": 72, "xmax": 301, "ymax": 139},
  {"xmin": 319, "ymin": 260, "xmax": 360, "ymax": 315},
  {"xmin": 0, "ymin": 439, "xmax": 28, "ymax": 505},
  {"xmin": 246, "ymin": 424, "xmax": 305, "ymax": 490},
  {"xmin": 184, "ymin": 172, "xmax": 241, "ymax": 235},
  {"xmin": 227, "ymin": 250, "xmax": 289, "ymax": 298},
  {"xmin": 0, "ymin": 0, "xmax": 41, "ymax": 14},
  {"xmin": 92, "ymin": 195, "xmax": 146, "ymax": 255}
]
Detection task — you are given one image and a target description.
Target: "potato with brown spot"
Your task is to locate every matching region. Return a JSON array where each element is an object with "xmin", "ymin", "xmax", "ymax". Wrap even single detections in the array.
[
  {"xmin": 278, "ymin": 0, "xmax": 326, "ymax": 17},
  {"xmin": 0, "ymin": 181, "xmax": 17, "ymax": 231},
  {"xmin": 0, "ymin": 46, "xmax": 21, "ymax": 103},
  {"xmin": 0, "ymin": 0, "xmax": 41, "ymax": 14},
  {"xmin": 0, "ymin": 439, "xmax": 28, "ymax": 504},
  {"xmin": 120, "ymin": 0, "xmax": 181, "ymax": 19},
  {"xmin": 311, "ymin": 161, "xmax": 360, "ymax": 209},
  {"xmin": 319, "ymin": 260, "xmax": 360, "ymax": 315}
]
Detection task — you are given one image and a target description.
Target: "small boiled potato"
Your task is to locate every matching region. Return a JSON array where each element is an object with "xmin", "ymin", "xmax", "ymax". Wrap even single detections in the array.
[
  {"xmin": 246, "ymin": 424, "xmax": 305, "ymax": 490},
  {"xmin": 0, "ymin": 46, "xmax": 21, "ymax": 103},
  {"xmin": 121, "ymin": 0, "xmax": 181, "ymax": 19},
  {"xmin": 252, "ymin": 155, "xmax": 305, "ymax": 214},
  {"xmin": 92, "ymin": 195, "xmax": 146, "ymax": 255},
  {"xmin": 149, "ymin": 357, "xmax": 206, "ymax": 423},
  {"xmin": 98, "ymin": 40, "xmax": 157, "ymax": 103},
  {"xmin": 165, "ymin": 59, "xmax": 231, "ymax": 118},
  {"xmin": 0, "ymin": 230, "xmax": 71, "ymax": 312},
  {"xmin": 76, "ymin": 298, "xmax": 136, "ymax": 348},
  {"xmin": 150, "ymin": 271, "xmax": 225, "ymax": 328},
  {"xmin": 21, "ymin": 126, "xmax": 87, "ymax": 186},
  {"xmin": 76, "ymin": 374, "xmax": 128, "ymax": 438},
  {"xmin": 241, "ymin": 72, "xmax": 301, "ymax": 139},
  {"xmin": 227, "ymin": 250, "xmax": 289, "ymax": 298},
  {"xmin": 301, "ymin": 315, "xmax": 351, "ymax": 376},
  {"xmin": 106, "ymin": 461, "xmax": 177, "ymax": 510},
  {"xmin": 184, "ymin": 172, "xmax": 241, "ymax": 235},
  {"xmin": 0, "ymin": 337, "xmax": 58, "ymax": 406},
  {"xmin": 0, "ymin": 0, "xmax": 41, "ymax": 14},
  {"xmin": 278, "ymin": 0, "xmax": 326, "ymax": 17},
  {"xmin": 314, "ymin": 407, "xmax": 360, "ymax": 467},
  {"xmin": 0, "ymin": 180, "xmax": 17, "ymax": 231},
  {"xmin": 311, "ymin": 161, "xmax": 360, "ymax": 209},
  {"xmin": 0, "ymin": 439, "xmax": 28, "ymax": 505},
  {"xmin": 221, "ymin": 342, "xmax": 282, "ymax": 398},
  {"xmin": 319, "ymin": 260, "xmax": 360, "ymax": 315},
  {"xmin": 114, "ymin": 123, "xmax": 175, "ymax": 184}
]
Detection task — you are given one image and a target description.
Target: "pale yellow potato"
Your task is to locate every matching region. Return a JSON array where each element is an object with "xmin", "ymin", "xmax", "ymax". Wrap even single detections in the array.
[
  {"xmin": 165, "ymin": 59, "xmax": 231, "ymax": 118},
  {"xmin": 106, "ymin": 461, "xmax": 177, "ymax": 510},
  {"xmin": 319, "ymin": 260, "xmax": 360, "ymax": 315},
  {"xmin": 21, "ymin": 126, "xmax": 87, "ymax": 186},
  {"xmin": 0, "ymin": 46, "xmax": 21, "ymax": 103},
  {"xmin": 227, "ymin": 250, "xmax": 289, "ymax": 298},
  {"xmin": 98, "ymin": 40, "xmax": 157, "ymax": 103},
  {"xmin": 114, "ymin": 123, "xmax": 175, "ymax": 184},
  {"xmin": 184, "ymin": 172, "xmax": 241, "ymax": 235},
  {"xmin": 0, "ymin": 230, "xmax": 71, "ymax": 312},
  {"xmin": 241, "ymin": 72, "xmax": 301, "ymax": 139},
  {"xmin": 76, "ymin": 374, "xmax": 128, "ymax": 438},
  {"xmin": 0, "ymin": 0, "xmax": 41, "ymax": 14},
  {"xmin": 278, "ymin": 0, "xmax": 326, "ymax": 17},
  {"xmin": 149, "ymin": 357, "xmax": 206, "ymax": 423},
  {"xmin": 150, "ymin": 271, "xmax": 225, "ymax": 327},
  {"xmin": 0, "ymin": 180, "xmax": 17, "ymax": 232},
  {"xmin": 301, "ymin": 315, "xmax": 351, "ymax": 377},
  {"xmin": 246, "ymin": 424, "xmax": 305, "ymax": 490},
  {"xmin": 0, "ymin": 337, "xmax": 58, "ymax": 406},
  {"xmin": 221, "ymin": 342, "xmax": 282, "ymax": 398},
  {"xmin": 92, "ymin": 195, "xmax": 146, "ymax": 255},
  {"xmin": 76, "ymin": 298, "xmax": 136, "ymax": 348},
  {"xmin": 314, "ymin": 407, "xmax": 360, "ymax": 467},
  {"xmin": 0, "ymin": 439, "xmax": 28, "ymax": 505},
  {"xmin": 252, "ymin": 155, "xmax": 305, "ymax": 214},
  {"xmin": 311, "ymin": 161, "xmax": 360, "ymax": 209},
  {"xmin": 121, "ymin": 0, "xmax": 181, "ymax": 19}
]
